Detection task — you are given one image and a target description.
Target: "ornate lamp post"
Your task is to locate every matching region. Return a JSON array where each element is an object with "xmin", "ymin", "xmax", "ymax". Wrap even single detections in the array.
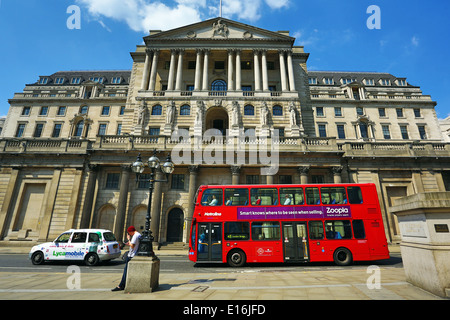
[{"xmin": 131, "ymin": 150, "xmax": 174, "ymax": 258}]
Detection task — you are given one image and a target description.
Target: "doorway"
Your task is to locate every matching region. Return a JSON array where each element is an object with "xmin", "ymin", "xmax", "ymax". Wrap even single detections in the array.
[
  {"xmin": 205, "ymin": 107, "xmax": 229, "ymax": 135},
  {"xmin": 197, "ymin": 222, "xmax": 223, "ymax": 262},
  {"xmin": 167, "ymin": 208, "xmax": 184, "ymax": 242},
  {"xmin": 282, "ymin": 222, "xmax": 309, "ymax": 262}
]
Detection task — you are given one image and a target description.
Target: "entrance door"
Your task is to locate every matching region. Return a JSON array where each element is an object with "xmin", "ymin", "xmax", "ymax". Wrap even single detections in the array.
[
  {"xmin": 282, "ymin": 222, "xmax": 309, "ymax": 262},
  {"xmin": 167, "ymin": 208, "xmax": 184, "ymax": 242},
  {"xmin": 197, "ymin": 223, "xmax": 223, "ymax": 262}
]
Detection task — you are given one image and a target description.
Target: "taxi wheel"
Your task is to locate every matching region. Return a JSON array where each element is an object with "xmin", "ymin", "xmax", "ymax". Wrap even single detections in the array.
[
  {"xmin": 85, "ymin": 253, "xmax": 99, "ymax": 266},
  {"xmin": 31, "ymin": 251, "xmax": 44, "ymax": 265}
]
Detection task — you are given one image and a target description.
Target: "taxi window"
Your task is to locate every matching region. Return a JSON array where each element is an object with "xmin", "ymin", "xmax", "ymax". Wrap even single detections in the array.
[
  {"xmin": 103, "ymin": 232, "xmax": 116, "ymax": 241},
  {"xmin": 55, "ymin": 232, "xmax": 71, "ymax": 243},
  {"xmin": 88, "ymin": 233, "xmax": 100, "ymax": 242},
  {"xmin": 72, "ymin": 232, "xmax": 87, "ymax": 243}
]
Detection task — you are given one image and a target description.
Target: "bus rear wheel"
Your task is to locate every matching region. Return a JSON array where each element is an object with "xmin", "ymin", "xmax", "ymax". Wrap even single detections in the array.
[
  {"xmin": 333, "ymin": 247, "xmax": 352, "ymax": 266},
  {"xmin": 227, "ymin": 249, "xmax": 246, "ymax": 267}
]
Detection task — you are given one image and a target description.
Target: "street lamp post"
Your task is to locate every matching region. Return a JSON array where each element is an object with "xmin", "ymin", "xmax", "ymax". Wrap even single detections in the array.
[{"xmin": 131, "ymin": 150, "xmax": 175, "ymax": 258}]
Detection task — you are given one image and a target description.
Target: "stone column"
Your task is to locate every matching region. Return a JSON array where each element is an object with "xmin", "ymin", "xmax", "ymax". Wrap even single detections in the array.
[
  {"xmin": 185, "ymin": 166, "xmax": 199, "ymax": 242},
  {"xmin": 148, "ymin": 50, "xmax": 160, "ymax": 91},
  {"xmin": 254, "ymin": 50, "xmax": 261, "ymax": 91},
  {"xmin": 228, "ymin": 50, "xmax": 234, "ymax": 91},
  {"xmin": 332, "ymin": 166, "xmax": 343, "ymax": 184},
  {"xmin": 114, "ymin": 165, "xmax": 131, "ymax": 241},
  {"xmin": 175, "ymin": 49, "xmax": 184, "ymax": 91},
  {"xmin": 279, "ymin": 50, "xmax": 288, "ymax": 92},
  {"xmin": 235, "ymin": 50, "xmax": 242, "ymax": 91},
  {"xmin": 298, "ymin": 166, "xmax": 310, "ymax": 184},
  {"xmin": 261, "ymin": 50, "xmax": 269, "ymax": 91},
  {"xmin": 167, "ymin": 49, "xmax": 177, "ymax": 91},
  {"xmin": 287, "ymin": 50, "xmax": 296, "ymax": 91},
  {"xmin": 202, "ymin": 50, "xmax": 210, "ymax": 91},
  {"xmin": 80, "ymin": 165, "xmax": 99, "ymax": 229},
  {"xmin": 194, "ymin": 49, "xmax": 203, "ymax": 91},
  {"xmin": 141, "ymin": 50, "xmax": 151, "ymax": 90},
  {"xmin": 231, "ymin": 166, "xmax": 241, "ymax": 185}
]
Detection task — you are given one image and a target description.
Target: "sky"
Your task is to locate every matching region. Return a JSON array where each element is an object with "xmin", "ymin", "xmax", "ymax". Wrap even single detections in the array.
[{"xmin": 0, "ymin": 0, "xmax": 449, "ymax": 119}]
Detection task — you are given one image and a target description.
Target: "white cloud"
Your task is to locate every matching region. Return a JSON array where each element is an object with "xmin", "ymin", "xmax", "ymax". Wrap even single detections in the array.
[
  {"xmin": 76, "ymin": 0, "xmax": 290, "ymax": 32},
  {"xmin": 411, "ymin": 36, "xmax": 420, "ymax": 47}
]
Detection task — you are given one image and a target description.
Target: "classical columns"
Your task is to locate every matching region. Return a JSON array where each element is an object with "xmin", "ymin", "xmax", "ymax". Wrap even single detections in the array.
[
  {"xmin": 141, "ymin": 49, "xmax": 151, "ymax": 90},
  {"xmin": 194, "ymin": 49, "xmax": 203, "ymax": 91},
  {"xmin": 231, "ymin": 166, "xmax": 241, "ymax": 185},
  {"xmin": 261, "ymin": 50, "xmax": 269, "ymax": 91},
  {"xmin": 148, "ymin": 50, "xmax": 160, "ymax": 91},
  {"xmin": 167, "ymin": 50, "xmax": 177, "ymax": 91},
  {"xmin": 298, "ymin": 166, "xmax": 310, "ymax": 184},
  {"xmin": 175, "ymin": 49, "xmax": 184, "ymax": 91},
  {"xmin": 279, "ymin": 50, "xmax": 288, "ymax": 92},
  {"xmin": 253, "ymin": 50, "xmax": 261, "ymax": 92},
  {"xmin": 202, "ymin": 50, "xmax": 210, "ymax": 91},
  {"xmin": 287, "ymin": 50, "xmax": 296, "ymax": 91},
  {"xmin": 235, "ymin": 49, "xmax": 242, "ymax": 91},
  {"xmin": 228, "ymin": 50, "xmax": 234, "ymax": 91}
]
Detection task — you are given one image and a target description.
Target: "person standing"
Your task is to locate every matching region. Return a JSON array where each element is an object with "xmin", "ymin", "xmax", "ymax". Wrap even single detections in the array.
[{"xmin": 112, "ymin": 226, "xmax": 141, "ymax": 291}]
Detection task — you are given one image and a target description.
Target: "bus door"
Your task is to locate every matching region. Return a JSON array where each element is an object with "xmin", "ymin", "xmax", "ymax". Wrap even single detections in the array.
[
  {"xmin": 197, "ymin": 223, "xmax": 223, "ymax": 262},
  {"xmin": 282, "ymin": 222, "xmax": 309, "ymax": 262}
]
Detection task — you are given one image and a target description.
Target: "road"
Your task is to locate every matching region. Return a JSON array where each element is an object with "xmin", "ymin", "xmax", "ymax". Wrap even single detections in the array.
[{"xmin": 0, "ymin": 252, "xmax": 403, "ymax": 274}]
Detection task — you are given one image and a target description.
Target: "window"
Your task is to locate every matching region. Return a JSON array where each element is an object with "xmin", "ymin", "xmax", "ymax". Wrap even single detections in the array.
[
  {"xmin": 188, "ymin": 61, "xmax": 196, "ymax": 69},
  {"xmin": 74, "ymin": 121, "xmax": 84, "ymax": 137},
  {"xmin": 214, "ymin": 61, "xmax": 225, "ymax": 69},
  {"xmin": 250, "ymin": 188, "xmax": 278, "ymax": 206},
  {"xmin": 347, "ymin": 187, "xmax": 363, "ymax": 204},
  {"xmin": 305, "ymin": 187, "xmax": 320, "ymax": 205},
  {"xmin": 397, "ymin": 79, "xmax": 407, "ymax": 86},
  {"xmin": 71, "ymin": 77, "xmax": 81, "ymax": 84},
  {"xmin": 320, "ymin": 187, "xmax": 347, "ymax": 205},
  {"xmin": 71, "ymin": 232, "xmax": 87, "ymax": 243},
  {"xmin": 105, "ymin": 173, "xmax": 120, "ymax": 189},
  {"xmin": 273, "ymin": 105, "xmax": 283, "ymax": 116},
  {"xmin": 101, "ymin": 106, "xmax": 110, "ymax": 116},
  {"xmin": 180, "ymin": 105, "xmax": 190, "ymax": 116},
  {"xmin": 171, "ymin": 174, "xmax": 185, "ymax": 190},
  {"xmin": 148, "ymin": 127, "xmax": 160, "ymax": 136},
  {"xmin": 224, "ymin": 222, "xmax": 249, "ymax": 241},
  {"xmin": 311, "ymin": 175, "xmax": 324, "ymax": 184},
  {"xmin": 356, "ymin": 107, "xmax": 364, "ymax": 116},
  {"xmin": 98, "ymin": 124, "xmax": 107, "ymax": 136},
  {"xmin": 79, "ymin": 106, "xmax": 88, "ymax": 114},
  {"xmin": 120, "ymin": 106, "xmax": 125, "ymax": 115},
  {"xmin": 15, "ymin": 124, "xmax": 26, "ymax": 137},
  {"xmin": 52, "ymin": 124, "xmax": 62, "ymax": 138},
  {"xmin": 359, "ymin": 123, "xmax": 369, "ymax": 139},
  {"xmin": 55, "ymin": 232, "xmax": 71, "ymax": 243},
  {"xmin": 252, "ymin": 222, "xmax": 280, "ymax": 241},
  {"xmin": 316, "ymin": 107, "xmax": 324, "ymax": 117},
  {"xmin": 246, "ymin": 175, "xmax": 259, "ymax": 185},
  {"xmin": 88, "ymin": 233, "xmax": 100, "ymax": 242},
  {"xmin": 382, "ymin": 125, "xmax": 391, "ymax": 139},
  {"xmin": 57, "ymin": 106, "xmax": 66, "ymax": 116},
  {"xmin": 353, "ymin": 220, "xmax": 366, "ymax": 239},
  {"xmin": 39, "ymin": 106, "xmax": 48, "ymax": 116},
  {"xmin": 22, "ymin": 107, "xmax": 31, "ymax": 116},
  {"xmin": 151, "ymin": 105, "xmax": 162, "ymax": 115},
  {"xmin": 280, "ymin": 188, "xmax": 304, "ymax": 205},
  {"xmin": 396, "ymin": 108, "xmax": 404, "ymax": 118},
  {"xmin": 279, "ymin": 175, "xmax": 292, "ymax": 184},
  {"xmin": 414, "ymin": 108, "xmax": 421, "ymax": 118},
  {"xmin": 378, "ymin": 108, "xmax": 386, "ymax": 117},
  {"xmin": 89, "ymin": 77, "xmax": 104, "ymax": 83},
  {"xmin": 267, "ymin": 61, "xmax": 275, "ymax": 70},
  {"xmin": 418, "ymin": 126, "xmax": 427, "ymax": 140},
  {"xmin": 309, "ymin": 77, "xmax": 317, "ymax": 85},
  {"xmin": 400, "ymin": 125, "xmax": 409, "ymax": 140},
  {"xmin": 138, "ymin": 174, "xmax": 151, "ymax": 189},
  {"xmin": 55, "ymin": 77, "xmax": 65, "ymax": 84},
  {"xmin": 325, "ymin": 220, "xmax": 352, "ymax": 239},
  {"xmin": 337, "ymin": 125, "xmax": 346, "ymax": 139},
  {"xmin": 211, "ymin": 80, "xmax": 227, "ymax": 91},
  {"xmin": 380, "ymin": 79, "xmax": 390, "ymax": 86},
  {"xmin": 241, "ymin": 61, "xmax": 252, "ymax": 70},
  {"xmin": 225, "ymin": 188, "xmax": 249, "ymax": 206},
  {"xmin": 112, "ymin": 77, "xmax": 122, "ymax": 84},
  {"xmin": 334, "ymin": 107, "xmax": 342, "ymax": 117},
  {"xmin": 309, "ymin": 221, "xmax": 324, "ymax": 240},
  {"xmin": 324, "ymin": 78, "xmax": 334, "ymax": 85},
  {"xmin": 39, "ymin": 78, "xmax": 49, "ymax": 85},
  {"xmin": 33, "ymin": 123, "xmax": 44, "ymax": 138},
  {"xmin": 244, "ymin": 105, "xmax": 255, "ymax": 116},
  {"xmin": 342, "ymin": 78, "xmax": 356, "ymax": 85},
  {"xmin": 116, "ymin": 123, "xmax": 122, "ymax": 135},
  {"xmin": 364, "ymin": 79, "xmax": 375, "ymax": 86},
  {"xmin": 318, "ymin": 124, "xmax": 327, "ymax": 137},
  {"xmin": 201, "ymin": 188, "xmax": 223, "ymax": 206}
]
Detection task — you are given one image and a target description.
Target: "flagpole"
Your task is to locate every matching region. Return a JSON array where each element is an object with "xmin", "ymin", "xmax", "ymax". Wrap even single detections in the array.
[{"xmin": 219, "ymin": 0, "xmax": 222, "ymax": 17}]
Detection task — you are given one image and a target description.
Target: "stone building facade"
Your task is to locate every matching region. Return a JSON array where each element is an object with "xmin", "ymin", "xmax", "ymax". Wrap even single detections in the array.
[{"xmin": 0, "ymin": 17, "xmax": 449, "ymax": 246}]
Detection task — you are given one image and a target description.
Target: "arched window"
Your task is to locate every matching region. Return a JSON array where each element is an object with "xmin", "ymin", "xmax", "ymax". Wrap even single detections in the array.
[
  {"xmin": 79, "ymin": 106, "xmax": 88, "ymax": 114},
  {"xmin": 244, "ymin": 105, "xmax": 255, "ymax": 116},
  {"xmin": 211, "ymin": 80, "xmax": 227, "ymax": 91},
  {"xmin": 273, "ymin": 105, "xmax": 283, "ymax": 116},
  {"xmin": 152, "ymin": 104, "xmax": 162, "ymax": 115},
  {"xmin": 180, "ymin": 104, "xmax": 191, "ymax": 116},
  {"xmin": 74, "ymin": 121, "xmax": 84, "ymax": 137}
]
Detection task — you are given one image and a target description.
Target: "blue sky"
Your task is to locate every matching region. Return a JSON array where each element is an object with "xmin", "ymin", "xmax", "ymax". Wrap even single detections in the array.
[{"xmin": 0, "ymin": 0, "xmax": 449, "ymax": 119}]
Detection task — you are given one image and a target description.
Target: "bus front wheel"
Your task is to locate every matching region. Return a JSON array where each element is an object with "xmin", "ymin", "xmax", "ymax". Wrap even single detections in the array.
[
  {"xmin": 227, "ymin": 249, "xmax": 246, "ymax": 267},
  {"xmin": 333, "ymin": 247, "xmax": 352, "ymax": 266}
]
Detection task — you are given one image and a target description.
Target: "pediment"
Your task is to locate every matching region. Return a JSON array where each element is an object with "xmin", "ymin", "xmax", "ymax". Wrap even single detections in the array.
[{"xmin": 144, "ymin": 17, "xmax": 295, "ymax": 43}]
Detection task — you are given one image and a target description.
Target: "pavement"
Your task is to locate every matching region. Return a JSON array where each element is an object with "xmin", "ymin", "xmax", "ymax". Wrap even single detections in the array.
[{"xmin": 0, "ymin": 244, "xmax": 446, "ymax": 302}]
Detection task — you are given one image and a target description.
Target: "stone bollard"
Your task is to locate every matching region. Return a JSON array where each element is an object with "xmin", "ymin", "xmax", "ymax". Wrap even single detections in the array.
[{"xmin": 124, "ymin": 256, "xmax": 160, "ymax": 293}]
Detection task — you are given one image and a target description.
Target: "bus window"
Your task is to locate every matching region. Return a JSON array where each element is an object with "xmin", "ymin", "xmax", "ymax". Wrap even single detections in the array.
[
  {"xmin": 321, "ymin": 187, "xmax": 347, "ymax": 205},
  {"xmin": 353, "ymin": 220, "xmax": 365, "ymax": 239},
  {"xmin": 224, "ymin": 188, "xmax": 249, "ymax": 206},
  {"xmin": 250, "ymin": 188, "xmax": 278, "ymax": 206},
  {"xmin": 280, "ymin": 188, "xmax": 304, "ymax": 205},
  {"xmin": 348, "ymin": 187, "xmax": 363, "ymax": 204},
  {"xmin": 201, "ymin": 188, "xmax": 223, "ymax": 206},
  {"xmin": 251, "ymin": 222, "xmax": 280, "ymax": 241},
  {"xmin": 325, "ymin": 221, "xmax": 352, "ymax": 239},
  {"xmin": 309, "ymin": 221, "xmax": 324, "ymax": 240},
  {"xmin": 305, "ymin": 187, "xmax": 320, "ymax": 205},
  {"xmin": 224, "ymin": 222, "xmax": 250, "ymax": 240}
]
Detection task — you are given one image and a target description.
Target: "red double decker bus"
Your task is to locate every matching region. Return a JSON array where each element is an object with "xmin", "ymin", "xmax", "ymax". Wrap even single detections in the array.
[{"xmin": 188, "ymin": 183, "xmax": 389, "ymax": 267}]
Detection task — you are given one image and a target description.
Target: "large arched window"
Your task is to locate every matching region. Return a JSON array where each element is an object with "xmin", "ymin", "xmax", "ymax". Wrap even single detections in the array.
[
  {"xmin": 244, "ymin": 105, "xmax": 255, "ymax": 116},
  {"xmin": 151, "ymin": 104, "xmax": 162, "ymax": 115},
  {"xmin": 211, "ymin": 80, "xmax": 227, "ymax": 92},
  {"xmin": 180, "ymin": 104, "xmax": 191, "ymax": 116}
]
